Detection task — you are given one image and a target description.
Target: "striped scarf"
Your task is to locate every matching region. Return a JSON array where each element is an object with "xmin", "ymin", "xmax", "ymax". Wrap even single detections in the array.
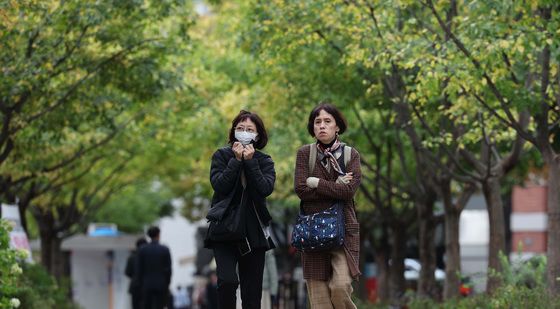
[{"xmin": 317, "ymin": 139, "xmax": 345, "ymax": 175}]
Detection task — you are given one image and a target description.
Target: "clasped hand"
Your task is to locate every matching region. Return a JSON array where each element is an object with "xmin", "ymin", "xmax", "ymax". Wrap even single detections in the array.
[
  {"xmin": 306, "ymin": 172, "xmax": 353, "ymax": 189},
  {"xmin": 233, "ymin": 142, "xmax": 255, "ymax": 161},
  {"xmin": 336, "ymin": 172, "xmax": 353, "ymax": 184}
]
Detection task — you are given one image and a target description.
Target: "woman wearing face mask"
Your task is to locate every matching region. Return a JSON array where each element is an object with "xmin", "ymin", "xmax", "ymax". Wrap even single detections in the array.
[
  {"xmin": 294, "ymin": 103, "xmax": 361, "ymax": 309},
  {"xmin": 205, "ymin": 110, "xmax": 276, "ymax": 309}
]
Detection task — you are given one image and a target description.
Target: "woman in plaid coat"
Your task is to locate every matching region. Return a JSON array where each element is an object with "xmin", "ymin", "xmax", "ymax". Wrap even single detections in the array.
[{"xmin": 294, "ymin": 103, "xmax": 361, "ymax": 309}]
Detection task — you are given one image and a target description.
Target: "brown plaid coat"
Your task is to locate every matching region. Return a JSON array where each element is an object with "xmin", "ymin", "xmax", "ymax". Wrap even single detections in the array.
[{"xmin": 294, "ymin": 144, "xmax": 362, "ymax": 281}]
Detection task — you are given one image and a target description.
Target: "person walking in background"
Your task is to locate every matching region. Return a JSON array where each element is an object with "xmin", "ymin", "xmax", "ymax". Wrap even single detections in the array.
[
  {"xmin": 137, "ymin": 226, "xmax": 172, "ymax": 309},
  {"xmin": 126, "ymin": 237, "xmax": 148, "ymax": 309},
  {"xmin": 277, "ymin": 272, "xmax": 298, "ymax": 309},
  {"xmin": 261, "ymin": 250, "xmax": 279, "ymax": 309},
  {"xmin": 173, "ymin": 285, "xmax": 191, "ymax": 309},
  {"xmin": 204, "ymin": 110, "xmax": 276, "ymax": 309},
  {"xmin": 294, "ymin": 103, "xmax": 362, "ymax": 309},
  {"xmin": 205, "ymin": 271, "xmax": 219, "ymax": 309}
]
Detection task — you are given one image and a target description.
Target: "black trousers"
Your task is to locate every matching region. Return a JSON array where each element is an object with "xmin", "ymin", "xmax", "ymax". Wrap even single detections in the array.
[
  {"xmin": 142, "ymin": 290, "xmax": 166, "ymax": 309},
  {"xmin": 213, "ymin": 243, "xmax": 266, "ymax": 309},
  {"xmin": 130, "ymin": 290, "xmax": 142, "ymax": 309}
]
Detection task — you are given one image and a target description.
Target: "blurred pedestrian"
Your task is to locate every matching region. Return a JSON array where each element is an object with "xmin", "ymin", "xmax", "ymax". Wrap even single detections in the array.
[
  {"xmin": 205, "ymin": 271, "xmax": 218, "ymax": 309},
  {"xmin": 261, "ymin": 250, "xmax": 278, "ymax": 309},
  {"xmin": 174, "ymin": 285, "xmax": 191, "ymax": 309},
  {"xmin": 126, "ymin": 237, "xmax": 148, "ymax": 309},
  {"xmin": 278, "ymin": 272, "xmax": 297, "ymax": 309},
  {"xmin": 137, "ymin": 226, "xmax": 172, "ymax": 309}
]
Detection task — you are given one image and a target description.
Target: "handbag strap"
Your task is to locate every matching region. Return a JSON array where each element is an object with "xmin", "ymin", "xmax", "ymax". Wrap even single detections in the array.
[{"xmin": 253, "ymin": 202, "xmax": 273, "ymax": 243}]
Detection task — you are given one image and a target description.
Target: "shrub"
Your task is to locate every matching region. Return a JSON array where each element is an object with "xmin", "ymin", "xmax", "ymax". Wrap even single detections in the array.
[
  {"xmin": 13, "ymin": 263, "xmax": 80, "ymax": 309},
  {"xmin": 1, "ymin": 220, "xmax": 79, "ymax": 309},
  {"xmin": 358, "ymin": 253, "xmax": 559, "ymax": 309},
  {"xmin": 405, "ymin": 253, "xmax": 559, "ymax": 309},
  {"xmin": 405, "ymin": 285, "xmax": 560, "ymax": 309},
  {"xmin": 0, "ymin": 220, "xmax": 23, "ymax": 309},
  {"xmin": 499, "ymin": 252, "xmax": 546, "ymax": 289}
]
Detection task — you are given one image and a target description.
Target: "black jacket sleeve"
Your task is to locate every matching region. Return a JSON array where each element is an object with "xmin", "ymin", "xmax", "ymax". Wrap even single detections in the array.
[
  {"xmin": 135, "ymin": 249, "xmax": 143, "ymax": 288},
  {"xmin": 164, "ymin": 247, "xmax": 172, "ymax": 286},
  {"xmin": 244, "ymin": 154, "xmax": 275, "ymax": 197},
  {"xmin": 210, "ymin": 148, "xmax": 242, "ymax": 195},
  {"xmin": 125, "ymin": 254, "xmax": 134, "ymax": 278}
]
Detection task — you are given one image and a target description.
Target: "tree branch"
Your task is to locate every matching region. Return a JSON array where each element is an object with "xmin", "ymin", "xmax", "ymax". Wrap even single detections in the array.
[
  {"xmin": 501, "ymin": 111, "xmax": 530, "ymax": 174},
  {"xmin": 41, "ymin": 112, "xmax": 138, "ymax": 173},
  {"xmin": 424, "ymin": 0, "xmax": 531, "ymax": 143},
  {"xmin": 13, "ymin": 38, "xmax": 159, "ymax": 133}
]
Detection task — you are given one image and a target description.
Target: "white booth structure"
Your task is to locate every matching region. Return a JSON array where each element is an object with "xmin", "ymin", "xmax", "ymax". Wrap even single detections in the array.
[{"xmin": 62, "ymin": 233, "xmax": 142, "ymax": 309}]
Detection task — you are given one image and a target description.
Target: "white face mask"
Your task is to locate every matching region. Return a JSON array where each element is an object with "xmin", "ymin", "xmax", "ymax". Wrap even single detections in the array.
[{"xmin": 235, "ymin": 131, "xmax": 257, "ymax": 145}]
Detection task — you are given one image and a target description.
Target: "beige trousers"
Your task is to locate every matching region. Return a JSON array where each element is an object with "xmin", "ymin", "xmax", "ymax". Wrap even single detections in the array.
[
  {"xmin": 306, "ymin": 249, "xmax": 356, "ymax": 309},
  {"xmin": 261, "ymin": 290, "xmax": 272, "ymax": 309}
]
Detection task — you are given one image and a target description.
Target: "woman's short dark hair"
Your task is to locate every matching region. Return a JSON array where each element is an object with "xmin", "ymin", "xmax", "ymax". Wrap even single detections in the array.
[
  {"xmin": 307, "ymin": 102, "xmax": 348, "ymax": 137},
  {"xmin": 228, "ymin": 110, "xmax": 269, "ymax": 149}
]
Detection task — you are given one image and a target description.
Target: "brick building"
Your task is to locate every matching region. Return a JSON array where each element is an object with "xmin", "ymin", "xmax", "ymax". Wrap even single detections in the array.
[{"xmin": 511, "ymin": 185, "xmax": 548, "ymax": 257}]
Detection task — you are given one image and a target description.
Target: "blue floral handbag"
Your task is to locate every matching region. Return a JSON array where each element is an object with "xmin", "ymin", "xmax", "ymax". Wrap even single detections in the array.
[
  {"xmin": 291, "ymin": 144, "xmax": 351, "ymax": 252},
  {"xmin": 291, "ymin": 201, "xmax": 345, "ymax": 252}
]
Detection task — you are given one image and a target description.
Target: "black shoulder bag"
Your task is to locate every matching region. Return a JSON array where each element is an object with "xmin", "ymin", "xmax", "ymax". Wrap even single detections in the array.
[{"xmin": 206, "ymin": 179, "xmax": 247, "ymax": 242}]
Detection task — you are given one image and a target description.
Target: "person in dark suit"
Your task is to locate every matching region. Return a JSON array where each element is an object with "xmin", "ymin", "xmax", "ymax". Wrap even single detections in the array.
[
  {"xmin": 136, "ymin": 226, "xmax": 172, "ymax": 309},
  {"xmin": 126, "ymin": 237, "xmax": 148, "ymax": 309}
]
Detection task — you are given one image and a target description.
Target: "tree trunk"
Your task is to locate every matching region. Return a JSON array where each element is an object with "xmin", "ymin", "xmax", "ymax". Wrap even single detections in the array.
[
  {"xmin": 417, "ymin": 194, "xmax": 438, "ymax": 298},
  {"xmin": 443, "ymin": 206, "xmax": 461, "ymax": 299},
  {"xmin": 374, "ymin": 249, "xmax": 390, "ymax": 303},
  {"xmin": 38, "ymin": 216, "xmax": 66, "ymax": 280},
  {"xmin": 34, "ymin": 209, "xmax": 65, "ymax": 279},
  {"xmin": 371, "ymin": 226, "xmax": 391, "ymax": 303},
  {"xmin": 389, "ymin": 223, "xmax": 407, "ymax": 303},
  {"xmin": 546, "ymin": 156, "xmax": 560, "ymax": 294},
  {"xmin": 482, "ymin": 177, "xmax": 506, "ymax": 293},
  {"xmin": 39, "ymin": 229, "xmax": 54, "ymax": 274},
  {"xmin": 50, "ymin": 237, "xmax": 66, "ymax": 280},
  {"xmin": 440, "ymin": 179, "xmax": 462, "ymax": 299},
  {"xmin": 36, "ymin": 211, "xmax": 56, "ymax": 275}
]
